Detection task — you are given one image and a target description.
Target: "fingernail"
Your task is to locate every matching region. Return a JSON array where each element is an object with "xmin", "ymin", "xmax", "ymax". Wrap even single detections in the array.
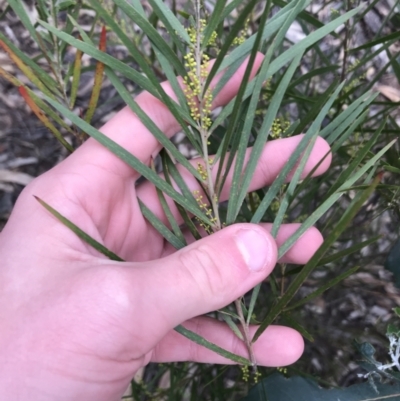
[{"xmin": 235, "ymin": 229, "xmax": 269, "ymax": 272}]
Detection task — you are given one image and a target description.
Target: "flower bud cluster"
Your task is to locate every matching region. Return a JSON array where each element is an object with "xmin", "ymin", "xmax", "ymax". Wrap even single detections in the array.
[
  {"xmin": 183, "ymin": 20, "xmax": 216, "ymax": 129},
  {"xmin": 271, "ymin": 117, "xmax": 290, "ymax": 139},
  {"xmin": 193, "ymin": 190, "xmax": 218, "ymax": 233},
  {"xmin": 233, "ymin": 18, "xmax": 250, "ymax": 45}
]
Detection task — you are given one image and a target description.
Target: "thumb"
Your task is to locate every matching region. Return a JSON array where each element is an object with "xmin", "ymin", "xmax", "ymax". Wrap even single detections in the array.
[{"xmin": 135, "ymin": 223, "xmax": 277, "ymax": 329}]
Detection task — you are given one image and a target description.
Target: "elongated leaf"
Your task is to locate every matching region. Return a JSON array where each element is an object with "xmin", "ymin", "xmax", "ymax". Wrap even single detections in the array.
[
  {"xmin": 7, "ymin": 0, "xmax": 40, "ymax": 48},
  {"xmin": 0, "ymin": 68, "xmax": 74, "ymax": 135},
  {"xmin": 87, "ymin": 0, "xmax": 199, "ymax": 141},
  {"xmin": 151, "ymin": 158, "xmax": 186, "ymax": 245},
  {"xmin": 38, "ymin": 20, "xmax": 160, "ymax": 98},
  {"xmin": 42, "ymin": 93, "xmax": 212, "ymax": 225},
  {"xmin": 0, "ymin": 39, "xmax": 55, "ymax": 99},
  {"xmin": 281, "ymin": 313, "xmax": 314, "ymax": 342},
  {"xmin": 215, "ymin": 4, "xmax": 362, "ymax": 126},
  {"xmin": 217, "ymin": 0, "xmax": 305, "ymax": 196},
  {"xmin": 233, "ymin": 53, "xmax": 304, "ymax": 223},
  {"xmin": 201, "ymin": 0, "xmax": 227, "ymax": 50},
  {"xmin": 161, "ymin": 151, "xmax": 203, "ymax": 241},
  {"xmin": 35, "ymin": 196, "xmax": 123, "ymax": 261},
  {"xmin": 253, "ymin": 173, "xmax": 383, "ymax": 342},
  {"xmin": 105, "ymin": 67, "xmax": 202, "ymax": 180},
  {"xmin": 175, "ymin": 325, "xmax": 251, "ymax": 365},
  {"xmin": 271, "ymin": 136, "xmax": 317, "ymax": 237},
  {"xmin": 321, "ymin": 93, "xmax": 376, "ymax": 142},
  {"xmin": 147, "ymin": 0, "xmax": 191, "ymax": 45},
  {"xmin": 84, "ymin": 26, "xmax": 106, "ymax": 124},
  {"xmin": 215, "ymin": 0, "xmax": 274, "ymax": 201},
  {"xmin": 138, "ymin": 199, "xmax": 185, "ymax": 250},
  {"xmin": 277, "ymin": 140, "xmax": 395, "ymax": 260},
  {"xmin": 221, "ymin": 314, "xmax": 244, "ymax": 341},
  {"xmin": 67, "ymin": 15, "xmax": 93, "ymax": 44},
  {"xmin": 351, "ymin": 30, "xmax": 400, "ymax": 52},
  {"xmin": 112, "ymin": 0, "xmax": 187, "ymax": 76},
  {"xmin": 204, "ymin": 0, "xmax": 257, "ymax": 97},
  {"xmin": 246, "ymin": 283, "xmax": 261, "ymax": 325},
  {"xmin": 219, "ymin": 2, "xmax": 357, "ymax": 77},
  {"xmin": 292, "ymin": 80, "xmax": 339, "ymax": 136},
  {"xmin": 318, "ymin": 235, "xmax": 381, "ymax": 267},
  {"xmin": 0, "ymin": 66, "xmax": 21, "ymax": 87},
  {"xmin": 285, "ymin": 266, "xmax": 360, "ymax": 311},
  {"xmin": 18, "ymin": 87, "xmax": 74, "ymax": 153},
  {"xmin": 323, "ymin": 119, "xmax": 386, "ymax": 200}
]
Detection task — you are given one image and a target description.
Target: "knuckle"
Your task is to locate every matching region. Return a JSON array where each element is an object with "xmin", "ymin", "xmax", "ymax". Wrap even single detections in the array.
[{"xmin": 178, "ymin": 244, "xmax": 227, "ymax": 300}]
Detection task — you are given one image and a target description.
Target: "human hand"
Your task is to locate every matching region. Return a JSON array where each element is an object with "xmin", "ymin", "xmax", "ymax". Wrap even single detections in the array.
[{"xmin": 0, "ymin": 55, "xmax": 331, "ymax": 401}]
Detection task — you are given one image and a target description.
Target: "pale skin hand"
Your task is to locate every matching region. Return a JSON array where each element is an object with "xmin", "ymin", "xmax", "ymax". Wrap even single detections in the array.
[{"xmin": 0, "ymin": 55, "xmax": 332, "ymax": 401}]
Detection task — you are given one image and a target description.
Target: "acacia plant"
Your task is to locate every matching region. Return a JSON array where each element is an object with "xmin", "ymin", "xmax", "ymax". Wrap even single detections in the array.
[{"xmin": 1, "ymin": 0, "xmax": 398, "ymax": 398}]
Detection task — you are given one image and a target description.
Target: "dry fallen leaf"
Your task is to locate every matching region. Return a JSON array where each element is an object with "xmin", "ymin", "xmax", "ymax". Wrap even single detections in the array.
[
  {"xmin": 376, "ymin": 84, "xmax": 400, "ymax": 102},
  {"xmin": 0, "ymin": 169, "xmax": 33, "ymax": 186}
]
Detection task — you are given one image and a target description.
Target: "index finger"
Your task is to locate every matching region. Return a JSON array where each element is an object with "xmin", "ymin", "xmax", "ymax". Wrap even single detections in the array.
[{"xmin": 66, "ymin": 54, "xmax": 264, "ymax": 180}]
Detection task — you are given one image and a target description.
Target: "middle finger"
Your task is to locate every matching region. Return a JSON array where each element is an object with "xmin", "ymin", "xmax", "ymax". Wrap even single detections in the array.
[{"xmin": 137, "ymin": 134, "xmax": 331, "ymax": 227}]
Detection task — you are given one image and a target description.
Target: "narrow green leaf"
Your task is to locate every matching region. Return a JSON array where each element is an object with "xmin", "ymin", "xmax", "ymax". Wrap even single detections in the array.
[
  {"xmin": 350, "ymin": 30, "xmax": 400, "ymax": 52},
  {"xmin": 285, "ymin": 266, "xmax": 360, "ymax": 312},
  {"xmin": 253, "ymin": 173, "xmax": 383, "ymax": 342},
  {"xmin": 105, "ymin": 67, "xmax": 202, "ymax": 180},
  {"xmin": 318, "ymin": 237, "xmax": 381, "ymax": 267},
  {"xmin": 67, "ymin": 15, "xmax": 93, "ymax": 44},
  {"xmin": 246, "ymin": 283, "xmax": 261, "ymax": 325},
  {"xmin": 271, "ymin": 136, "xmax": 317, "ymax": 238},
  {"xmin": 215, "ymin": 0, "xmax": 275, "ymax": 202},
  {"xmin": 201, "ymin": 0, "xmax": 227, "ymax": 50},
  {"xmin": 161, "ymin": 152, "xmax": 203, "ymax": 241},
  {"xmin": 281, "ymin": 314, "xmax": 314, "ymax": 342},
  {"xmin": 292, "ymin": 79, "xmax": 339, "ymax": 136},
  {"xmin": 87, "ymin": 1, "xmax": 199, "ymax": 144},
  {"xmin": 42, "ymin": 93, "xmax": 212, "ymax": 225},
  {"xmin": 112, "ymin": 0, "xmax": 187, "ymax": 76},
  {"xmin": 288, "ymin": 66, "xmax": 340, "ymax": 89},
  {"xmin": 138, "ymin": 199, "xmax": 185, "ymax": 250},
  {"xmin": 38, "ymin": 20, "xmax": 160, "ymax": 98},
  {"xmin": 175, "ymin": 325, "xmax": 251, "ymax": 365},
  {"xmin": 151, "ymin": 160, "xmax": 186, "ymax": 245},
  {"xmin": 222, "ymin": 0, "xmax": 306, "ymax": 218},
  {"xmin": 273, "ymin": 0, "xmax": 324, "ymax": 30},
  {"xmin": 205, "ymin": 0, "xmax": 259, "ymax": 97},
  {"xmin": 128, "ymin": 0, "xmax": 146, "ymax": 16},
  {"xmin": 277, "ymin": 140, "xmax": 395, "ymax": 260},
  {"xmin": 221, "ymin": 314, "xmax": 244, "ymax": 341},
  {"xmin": 147, "ymin": 0, "xmax": 191, "ymax": 45},
  {"xmin": 35, "ymin": 196, "xmax": 123, "ymax": 261},
  {"xmin": 233, "ymin": 53, "xmax": 304, "ymax": 223},
  {"xmin": 7, "ymin": 0, "xmax": 41, "ymax": 48},
  {"xmin": 321, "ymin": 93, "xmax": 376, "ymax": 142},
  {"xmin": 323, "ymin": 119, "xmax": 386, "ymax": 200}
]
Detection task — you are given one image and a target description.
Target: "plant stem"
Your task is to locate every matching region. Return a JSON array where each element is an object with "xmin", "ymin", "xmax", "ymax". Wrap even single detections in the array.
[{"xmin": 192, "ymin": 0, "xmax": 256, "ymax": 369}]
